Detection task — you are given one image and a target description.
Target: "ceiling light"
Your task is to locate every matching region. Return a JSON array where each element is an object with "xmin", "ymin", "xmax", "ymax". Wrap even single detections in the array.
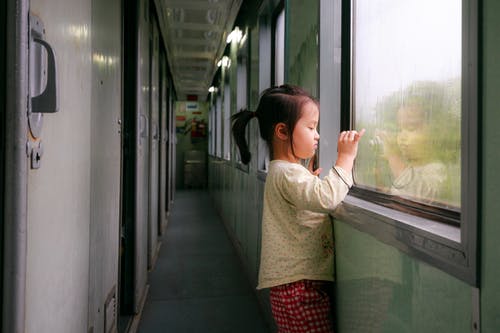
[
  {"xmin": 226, "ymin": 27, "xmax": 242, "ymax": 44},
  {"xmin": 239, "ymin": 32, "xmax": 247, "ymax": 46},
  {"xmin": 217, "ymin": 56, "xmax": 231, "ymax": 68}
]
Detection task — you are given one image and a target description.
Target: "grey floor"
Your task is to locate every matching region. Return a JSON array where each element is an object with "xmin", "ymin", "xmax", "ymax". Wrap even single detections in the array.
[{"xmin": 137, "ymin": 190, "xmax": 271, "ymax": 333}]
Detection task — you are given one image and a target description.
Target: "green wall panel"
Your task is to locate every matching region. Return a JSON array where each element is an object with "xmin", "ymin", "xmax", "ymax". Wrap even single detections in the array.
[
  {"xmin": 481, "ymin": 0, "xmax": 500, "ymax": 331},
  {"xmin": 334, "ymin": 221, "xmax": 471, "ymax": 332},
  {"xmin": 287, "ymin": 0, "xmax": 319, "ymax": 97}
]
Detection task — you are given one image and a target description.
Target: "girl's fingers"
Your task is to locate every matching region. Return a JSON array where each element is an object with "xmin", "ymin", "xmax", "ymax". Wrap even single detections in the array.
[
  {"xmin": 311, "ymin": 167, "xmax": 323, "ymax": 176},
  {"xmin": 354, "ymin": 128, "xmax": 366, "ymax": 141},
  {"xmin": 339, "ymin": 129, "xmax": 366, "ymax": 142}
]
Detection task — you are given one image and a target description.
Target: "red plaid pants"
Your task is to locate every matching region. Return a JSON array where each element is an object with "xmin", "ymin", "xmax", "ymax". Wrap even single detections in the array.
[{"xmin": 270, "ymin": 280, "xmax": 334, "ymax": 333}]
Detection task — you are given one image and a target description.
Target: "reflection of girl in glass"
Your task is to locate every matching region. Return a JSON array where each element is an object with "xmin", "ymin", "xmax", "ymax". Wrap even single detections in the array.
[{"xmin": 376, "ymin": 102, "xmax": 447, "ymax": 204}]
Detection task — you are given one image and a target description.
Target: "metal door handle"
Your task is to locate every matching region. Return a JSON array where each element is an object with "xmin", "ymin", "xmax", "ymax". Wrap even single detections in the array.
[{"xmin": 32, "ymin": 37, "xmax": 58, "ymax": 113}]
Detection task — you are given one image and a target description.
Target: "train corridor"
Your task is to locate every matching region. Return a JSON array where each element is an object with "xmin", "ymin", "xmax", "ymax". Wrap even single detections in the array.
[{"xmin": 136, "ymin": 190, "xmax": 270, "ymax": 332}]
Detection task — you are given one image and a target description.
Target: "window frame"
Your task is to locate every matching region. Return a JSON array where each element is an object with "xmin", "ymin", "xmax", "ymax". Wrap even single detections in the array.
[
  {"xmin": 256, "ymin": 0, "xmax": 286, "ymax": 180},
  {"xmin": 223, "ymin": 77, "xmax": 231, "ymax": 161},
  {"xmin": 208, "ymin": 101, "xmax": 214, "ymax": 156},
  {"xmin": 272, "ymin": 1, "xmax": 285, "ymax": 87},
  {"xmin": 256, "ymin": 2, "xmax": 274, "ymax": 178},
  {"xmin": 319, "ymin": 0, "xmax": 478, "ymax": 285},
  {"xmin": 215, "ymin": 92, "xmax": 222, "ymax": 158},
  {"xmin": 235, "ymin": 29, "xmax": 251, "ymax": 173}
]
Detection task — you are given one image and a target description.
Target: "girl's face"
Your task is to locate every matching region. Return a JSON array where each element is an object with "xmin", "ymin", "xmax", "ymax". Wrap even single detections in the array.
[
  {"xmin": 396, "ymin": 106, "xmax": 430, "ymax": 163},
  {"xmin": 291, "ymin": 101, "xmax": 320, "ymax": 161}
]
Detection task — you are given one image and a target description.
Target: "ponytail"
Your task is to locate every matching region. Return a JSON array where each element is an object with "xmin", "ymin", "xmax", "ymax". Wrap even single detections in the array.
[{"xmin": 231, "ymin": 109, "xmax": 255, "ymax": 164}]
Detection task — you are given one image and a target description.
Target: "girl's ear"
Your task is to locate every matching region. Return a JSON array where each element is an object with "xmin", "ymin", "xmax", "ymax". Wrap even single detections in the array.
[{"xmin": 275, "ymin": 123, "xmax": 289, "ymax": 140}]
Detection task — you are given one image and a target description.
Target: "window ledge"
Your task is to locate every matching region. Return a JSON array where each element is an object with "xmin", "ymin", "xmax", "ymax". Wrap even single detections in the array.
[
  {"xmin": 333, "ymin": 195, "xmax": 471, "ymax": 282},
  {"xmin": 341, "ymin": 195, "xmax": 460, "ymax": 243},
  {"xmin": 257, "ymin": 169, "xmax": 267, "ymax": 182},
  {"xmin": 236, "ymin": 162, "xmax": 249, "ymax": 173}
]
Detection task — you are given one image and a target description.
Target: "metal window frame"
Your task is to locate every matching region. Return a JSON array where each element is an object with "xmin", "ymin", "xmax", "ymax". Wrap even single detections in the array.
[
  {"xmin": 235, "ymin": 32, "xmax": 251, "ymax": 173},
  {"xmin": 319, "ymin": 0, "xmax": 478, "ymax": 285}
]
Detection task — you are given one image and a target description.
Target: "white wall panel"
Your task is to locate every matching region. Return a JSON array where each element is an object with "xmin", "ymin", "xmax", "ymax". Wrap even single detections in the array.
[
  {"xmin": 27, "ymin": 0, "xmax": 92, "ymax": 331},
  {"xmin": 148, "ymin": 20, "xmax": 160, "ymax": 268},
  {"xmin": 134, "ymin": 0, "xmax": 151, "ymax": 312},
  {"xmin": 88, "ymin": 0, "xmax": 122, "ymax": 331}
]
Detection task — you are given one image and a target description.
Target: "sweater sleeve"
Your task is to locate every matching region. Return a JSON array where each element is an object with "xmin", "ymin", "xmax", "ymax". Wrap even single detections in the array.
[{"xmin": 279, "ymin": 164, "xmax": 352, "ymax": 213}]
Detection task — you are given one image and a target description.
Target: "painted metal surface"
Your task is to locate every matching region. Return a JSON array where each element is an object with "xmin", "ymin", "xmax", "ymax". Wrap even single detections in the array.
[
  {"xmin": 3, "ymin": 0, "xmax": 29, "ymax": 331},
  {"xmin": 334, "ymin": 221, "xmax": 471, "ymax": 332},
  {"xmin": 87, "ymin": 0, "xmax": 122, "ymax": 331},
  {"xmin": 135, "ymin": 0, "xmax": 151, "ymax": 313},
  {"xmin": 26, "ymin": 0, "xmax": 92, "ymax": 331},
  {"xmin": 158, "ymin": 52, "xmax": 168, "ymax": 235},
  {"xmin": 148, "ymin": 19, "xmax": 160, "ymax": 268},
  {"xmin": 480, "ymin": 0, "xmax": 500, "ymax": 331}
]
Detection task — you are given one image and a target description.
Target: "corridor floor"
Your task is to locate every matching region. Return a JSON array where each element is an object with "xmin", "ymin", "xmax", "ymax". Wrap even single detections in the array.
[{"xmin": 137, "ymin": 190, "xmax": 270, "ymax": 333}]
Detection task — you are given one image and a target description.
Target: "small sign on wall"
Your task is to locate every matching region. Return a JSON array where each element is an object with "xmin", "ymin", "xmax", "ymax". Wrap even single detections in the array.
[{"xmin": 175, "ymin": 101, "xmax": 208, "ymax": 142}]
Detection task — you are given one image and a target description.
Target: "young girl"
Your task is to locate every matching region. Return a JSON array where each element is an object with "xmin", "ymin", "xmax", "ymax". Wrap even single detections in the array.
[{"xmin": 231, "ymin": 84, "xmax": 364, "ymax": 332}]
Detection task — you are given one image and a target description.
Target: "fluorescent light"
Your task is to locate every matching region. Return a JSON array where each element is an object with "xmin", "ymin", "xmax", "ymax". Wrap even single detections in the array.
[{"xmin": 226, "ymin": 27, "xmax": 242, "ymax": 44}]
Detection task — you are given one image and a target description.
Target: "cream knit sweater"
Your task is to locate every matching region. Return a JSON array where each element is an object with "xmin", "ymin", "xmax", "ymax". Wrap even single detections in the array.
[{"xmin": 257, "ymin": 160, "xmax": 352, "ymax": 289}]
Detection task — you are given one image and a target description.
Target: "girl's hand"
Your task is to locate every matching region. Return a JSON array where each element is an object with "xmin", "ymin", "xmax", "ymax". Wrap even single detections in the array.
[
  {"xmin": 374, "ymin": 129, "xmax": 398, "ymax": 159},
  {"xmin": 335, "ymin": 129, "xmax": 365, "ymax": 172},
  {"xmin": 307, "ymin": 155, "xmax": 323, "ymax": 176},
  {"xmin": 310, "ymin": 167, "xmax": 323, "ymax": 177}
]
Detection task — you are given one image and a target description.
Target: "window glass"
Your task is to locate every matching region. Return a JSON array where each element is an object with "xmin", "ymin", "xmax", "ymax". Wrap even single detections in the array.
[
  {"xmin": 249, "ymin": 26, "xmax": 262, "ymax": 171},
  {"xmin": 237, "ymin": 45, "xmax": 248, "ymax": 114},
  {"xmin": 288, "ymin": 0, "xmax": 319, "ymax": 97},
  {"xmin": 274, "ymin": 8, "xmax": 285, "ymax": 86},
  {"xmin": 352, "ymin": 0, "xmax": 461, "ymax": 210},
  {"xmin": 257, "ymin": 13, "xmax": 273, "ymax": 173},
  {"xmin": 216, "ymin": 94, "xmax": 222, "ymax": 158},
  {"xmin": 236, "ymin": 36, "xmax": 249, "ymax": 165},
  {"xmin": 223, "ymin": 83, "xmax": 231, "ymax": 160},
  {"xmin": 208, "ymin": 104, "xmax": 214, "ymax": 155},
  {"xmin": 249, "ymin": 27, "xmax": 260, "ymax": 111}
]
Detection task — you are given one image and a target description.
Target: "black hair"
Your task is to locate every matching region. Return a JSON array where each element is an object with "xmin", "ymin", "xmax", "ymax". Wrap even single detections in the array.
[{"xmin": 231, "ymin": 84, "xmax": 317, "ymax": 165}]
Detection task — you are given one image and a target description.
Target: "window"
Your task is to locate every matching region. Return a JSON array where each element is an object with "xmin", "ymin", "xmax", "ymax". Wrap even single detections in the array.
[
  {"xmin": 319, "ymin": 0, "xmax": 478, "ymax": 284},
  {"xmin": 352, "ymin": 0, "xmax": 461, "ymax": 215},
  {"xmin": 256, "ymin": 3, "xmax": 285, "ymax": 175},
  {"xmin": 208, "ymin": 103, "xmax": 214, "ymax": 156},
  {"xmin": 235, "ymin": 31, "xmax": 250, "ymax": 171},
  {"xmin": 257, "ymin": 10, "xmax": 272, "ymax": 174},
  {"xmin": 287, "ymin": 0, "xmax": 319, "ymax": 97},
  {"xmin": 215, "ymin": 93, "xmax": 222, "ymax": 158},
  {"xmin": 273, "ymin": 6, "xmax": 285, "ymax": 86},
  {"xmin": 223, "ymin": 82, "xmax": 231, "ymax": 160}
]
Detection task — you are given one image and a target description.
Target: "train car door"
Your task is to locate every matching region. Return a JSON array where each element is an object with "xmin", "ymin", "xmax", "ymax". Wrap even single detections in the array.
[
  {"xmin": 4, "ymin": 0, "xmax": 121, "ymax": 331},
  {"xmin": 148, "ymin": 17, "xmax": 160, "ymax": 268},
  {"xmin": 158, "ymin": 47, "xmax": 168, "ymax": 235},
  {"xmin": 0, "ymin": 0, "xmax": 5, "ymax": 328},
  {"xmin": 133, "ymin": 0, "xmax": 150, "ymax": 313},
  {"xmin": 167, "ymin": 83, "xmax": 174, "ymax": 210},
  {"xmin": 132, "ymin": 0, "xmax": 151, "ymax": 314},
  {"xmin": 119, "ymin": 0, "xmax": 149, "ymax": 325},
  {"xmin": 87, "ymin": 0, "xmax": 122, "ymax": 332}
]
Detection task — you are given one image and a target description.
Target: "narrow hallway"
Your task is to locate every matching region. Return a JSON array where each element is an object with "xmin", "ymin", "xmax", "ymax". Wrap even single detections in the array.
[{"xmin": 137, "ymin": 190, "xmax": 270, "ymax": 332}]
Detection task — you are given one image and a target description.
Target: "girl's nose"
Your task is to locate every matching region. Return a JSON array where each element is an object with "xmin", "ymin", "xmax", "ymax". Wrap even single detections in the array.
[{"xmin": 398, "ymin": 131, "xmax": 409, "ymax": 144}]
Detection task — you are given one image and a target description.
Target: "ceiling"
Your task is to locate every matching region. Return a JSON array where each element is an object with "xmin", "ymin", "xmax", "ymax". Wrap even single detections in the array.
[{"xmin": 156, "ymin": 0, "xmax": 243, "ymax": 101}]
